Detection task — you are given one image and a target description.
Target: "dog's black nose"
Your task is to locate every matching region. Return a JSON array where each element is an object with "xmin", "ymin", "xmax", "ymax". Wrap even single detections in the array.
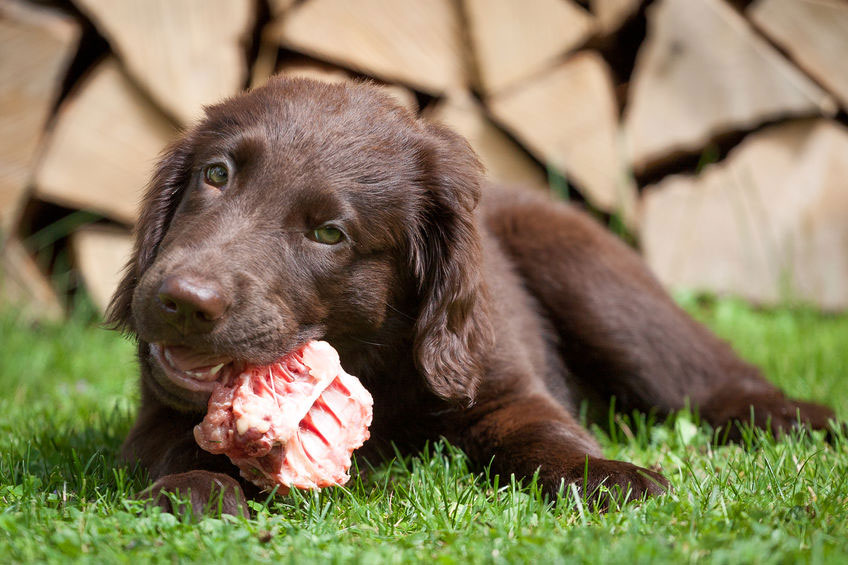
[{"xmin": 157, "ymin": 275, "xmax": 230, "ymax": 333}]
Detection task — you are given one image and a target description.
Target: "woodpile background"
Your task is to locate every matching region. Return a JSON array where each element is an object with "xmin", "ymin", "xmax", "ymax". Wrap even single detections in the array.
[{"xmin": 2, "ymin": 0, "xmax": 847, "ymax": 321}]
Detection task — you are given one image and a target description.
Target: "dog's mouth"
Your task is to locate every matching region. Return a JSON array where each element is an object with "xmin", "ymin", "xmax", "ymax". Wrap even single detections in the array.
[{"xmin": 150, "ymin": 343, "xmax": 235, "ymax": 393}]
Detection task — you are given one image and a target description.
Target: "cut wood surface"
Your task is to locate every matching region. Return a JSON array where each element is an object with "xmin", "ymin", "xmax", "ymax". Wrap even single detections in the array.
[
  {"xmin": 0, "ymin": 237, "xmax": 63, "ymax": 320},
  {"xmin": 250, "ymin": 31, "xmax": 281, "ymax": 89},
  {"xmin": 624, "ymin": 0, "xmax": 837, "ymax": 172},
  {"xmin": 426, "ymin": 91, "xmax": 547, "ymax": 191},
  {"xmin": 641, "ymin": 119, "xmax": 848, "ymax": 311},
  {"xmin": 281, "ymin": 58, "xmax": 418, "ymax": 113},
  {"xmin": 749, "ymin": 0, "xmax": 848, "ymax": 111},
  {"xmin": 70, "ymin": 225, "xmax": 132, "ymax": 314},
  {"xmin": 0, "ymin": 0, "xmax": 79, "ymax": 237},
  {"xmin": 255, "ymin": 57, "xmax": 418, "ymax": 114},
  {"xmin": 591, "ymin": 0, "xmax": 642, "ymax": 35},
  {"xmin": 268, "ymin": 0, "xmax": 297, "ymax": 17},
  {"xmin": 73, "ymin": 0, "xmax": 255, "ymax": 124},
  {"xmin": 34, "ymin": 59, "xmax": 176, "ymax": 225},
  {"xmin": 374, "ymin": 84, "xmax": 418, "ymax": 115},
  {"xmin": 271, "ymin": 0, "xmax": 466, "ymax": 94},
  {"xmin": 489, "ymin": 51, "xmax": 637, "ymax": 225},
  {"xmin": 464, "ymin": 0, "xmax": 593, "ymax": 94},
  {"xmin": 276, "ymin": 57, "xmax": 351, "ymax": 84}
]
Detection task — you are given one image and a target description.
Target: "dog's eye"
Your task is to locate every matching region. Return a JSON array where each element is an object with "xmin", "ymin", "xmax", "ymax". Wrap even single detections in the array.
[
  {"xmin": 203, "ymin": 163, "xmax": 229, "ymax": 188},
  {"xmin": 311, "ymin": 225, "xmax": 344, "ymax": 245}
]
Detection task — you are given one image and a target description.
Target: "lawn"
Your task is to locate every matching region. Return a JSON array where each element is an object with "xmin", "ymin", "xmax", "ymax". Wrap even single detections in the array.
[{"xmin": 0, "ymin": 294, "xmax": 846, "ymax": 563}]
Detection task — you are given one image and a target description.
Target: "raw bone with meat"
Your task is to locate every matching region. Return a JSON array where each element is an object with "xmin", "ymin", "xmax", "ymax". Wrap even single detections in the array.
[{"xmin": 194, "ymin": 341, "xmax": 373, "ymax": 492}]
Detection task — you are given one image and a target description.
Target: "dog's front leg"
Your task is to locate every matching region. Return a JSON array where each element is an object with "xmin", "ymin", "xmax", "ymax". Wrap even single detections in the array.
[
  {"xmin": 122, "ymin": 392, "xmax": 250, "ymax": 517},
  {"xmin": 460, "ymin": 395, "xmax": 668, "ymax": 508}
]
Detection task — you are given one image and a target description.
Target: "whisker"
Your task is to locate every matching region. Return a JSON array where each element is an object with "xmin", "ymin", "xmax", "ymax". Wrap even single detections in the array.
[
  {"xmin": 384, "ymin": 301, "xmax": 415, "ymax": 322},
  {"xmin": 349, "ymin": 336, "xmax": 389, "ymax": 348}
]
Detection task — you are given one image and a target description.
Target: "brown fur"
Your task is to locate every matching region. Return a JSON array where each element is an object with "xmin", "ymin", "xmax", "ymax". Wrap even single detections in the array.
[{"xmin": 109, "ymin": 78, "xmax": 835, "ymax": 515}]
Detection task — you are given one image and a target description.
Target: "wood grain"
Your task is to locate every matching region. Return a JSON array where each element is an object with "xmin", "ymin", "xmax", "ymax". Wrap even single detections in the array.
[
  {"xmin": 74, "ymin": 0, "xmax": 255, "ymax": 124},
  {"xmin": 749, "ymin": 0, "xmax": 848, "ymax": 111},
  {"xmin": 34, "ymin": 59, "xmax": 176, "ymax": 225},
  {"xmin": 0, "ymin": 0, "xmax": 79, "ymax": 236},
  {"xmin": 624, "ymin": 0, "xmax": 837, "ymax": 172},
  {"xmin": 642, "ymin": 119, "xmax": 848, "ymax": 310},
  {"xmin": 271, "ymin": 0, "xmax": 466, "ymax": 94},
  {"xmin": 490, "ymin": 52, "xmax": 638, "ymax": 225},
  {"xmin": 465, "ymin": 0, "xmax": 593, "ymax": 94}
]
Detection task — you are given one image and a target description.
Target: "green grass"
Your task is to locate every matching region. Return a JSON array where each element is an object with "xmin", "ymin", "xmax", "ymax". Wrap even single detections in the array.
[{"xmin": 1, "ymin": 296, "xmax": 846, "ymax": 563}]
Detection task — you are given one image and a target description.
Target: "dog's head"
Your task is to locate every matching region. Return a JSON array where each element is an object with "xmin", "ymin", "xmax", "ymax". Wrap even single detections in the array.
[{"xmin": 108, "ymin": 78, "xmax": 492, "ymax": 412}]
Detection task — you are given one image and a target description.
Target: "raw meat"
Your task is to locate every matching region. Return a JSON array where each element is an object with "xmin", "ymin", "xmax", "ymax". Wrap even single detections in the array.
[{"xmin": 194, "ymin": 341, "xmax": 373, "ymax": 492}]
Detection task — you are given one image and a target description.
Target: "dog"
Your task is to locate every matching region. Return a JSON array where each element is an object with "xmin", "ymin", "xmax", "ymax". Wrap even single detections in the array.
[{"xmin": 108, "ymin": 77, "xmax": 835, "ymax": 515}]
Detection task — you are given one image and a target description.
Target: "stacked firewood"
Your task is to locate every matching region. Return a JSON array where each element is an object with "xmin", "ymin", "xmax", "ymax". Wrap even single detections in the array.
[{"xmin": 2, "ymin": 0, "xmax": 847, "ymax": 320}]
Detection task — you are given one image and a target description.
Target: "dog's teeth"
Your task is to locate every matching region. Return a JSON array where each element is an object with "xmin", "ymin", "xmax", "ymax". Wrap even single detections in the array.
[
  {"xmin": 164, "ymin": 348, "xmax": 176, "ymax": 367},
  {"xmin": 210, "ymin": 363, "xmax": 224, "ymax": 376}
]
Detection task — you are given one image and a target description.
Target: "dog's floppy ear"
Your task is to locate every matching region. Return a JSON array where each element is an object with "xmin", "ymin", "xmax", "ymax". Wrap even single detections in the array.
[
  {"xmin": 106, "ymin": 138, "xmax": 193, "ymax": 333},
  {"xmin": 411, "ymin": 122, "xmax": 494, "ymax": 405}
]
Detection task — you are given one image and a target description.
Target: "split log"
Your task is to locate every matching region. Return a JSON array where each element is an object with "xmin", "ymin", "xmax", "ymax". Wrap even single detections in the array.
[
  {"xmin": 641, "ymin": 119, "xmax": 848, "ymax": 311},
  {"xmin": 0, "ymin": 237, "xmax": 63, "ymax": 321},
  {"xmin": 464, "ymin": 0, "xmax": 593, "ymax": 95},
  {"xmin": 749, "ymin": 0, "xmax": 848, "ymax": 111},
  {"xmin": 624, "ymin": 0, "xmax": 837, "ymax": 172},
  {"xmin": 271, "ymin": 0, "xmax": 466, "ymax": 94},
  {"xmin": 268, "ymin": 0, "xmax": 298, "ymax": 17},
  {"xmin": 426, "ymin": 91, "xmax": 547, "ymax": 190},
  {"xmin": 489, "ymin": 51, "xmax": 638, "ymax": 226},
  {"xmin": 591, "ymin": 0, "xmax": 642, "ymax": 36},
  {"xmin": 276, "ymin": 56, "xmax": 350, "ymax": 84},
  {"xmin": 34, "ymin": 59, "xmax": 176, "ymax": 225},
  {"xmin": 0, "ymin": 0, "xmax": 79, "ymax": 238},
  {"xmin": 250, "ymin": 29, "xmax": 281, "ymax": 89},
  {"xmin": 70, "ymin": 225, "xmax": 132, "ymax": 314},
  {"xmin": 256, "ymin": 56, "xmax": 418, "ymax": 114},
  {"xmin": 369, "ymin": 84, "xmax": 418, "ymax": 115},
  {"xmin": 73, "ymin": 0, "xmax": 255, "ymax": 124}
]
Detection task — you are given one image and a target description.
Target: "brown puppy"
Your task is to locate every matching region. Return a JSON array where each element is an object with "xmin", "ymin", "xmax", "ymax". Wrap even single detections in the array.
[{"xmin": 109, "ymin": 77, "xmax": 834, "ymax": 514}]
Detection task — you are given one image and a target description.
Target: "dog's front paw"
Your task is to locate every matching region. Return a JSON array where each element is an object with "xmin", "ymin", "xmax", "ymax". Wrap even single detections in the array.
[
  {"xmin": 530, "ymin": 456, "xmax": 669, "ymax": 510},
  {"xmin": 561, "ymin": 457, "xmax": 669, "ymax": 509},
  {"xmin": 702, "ymin": 391, "xmax": 835, "ymax": 441},
  {"xmin": 138, "ymin": 470, "xmax": 249, "ymax": 518}
]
